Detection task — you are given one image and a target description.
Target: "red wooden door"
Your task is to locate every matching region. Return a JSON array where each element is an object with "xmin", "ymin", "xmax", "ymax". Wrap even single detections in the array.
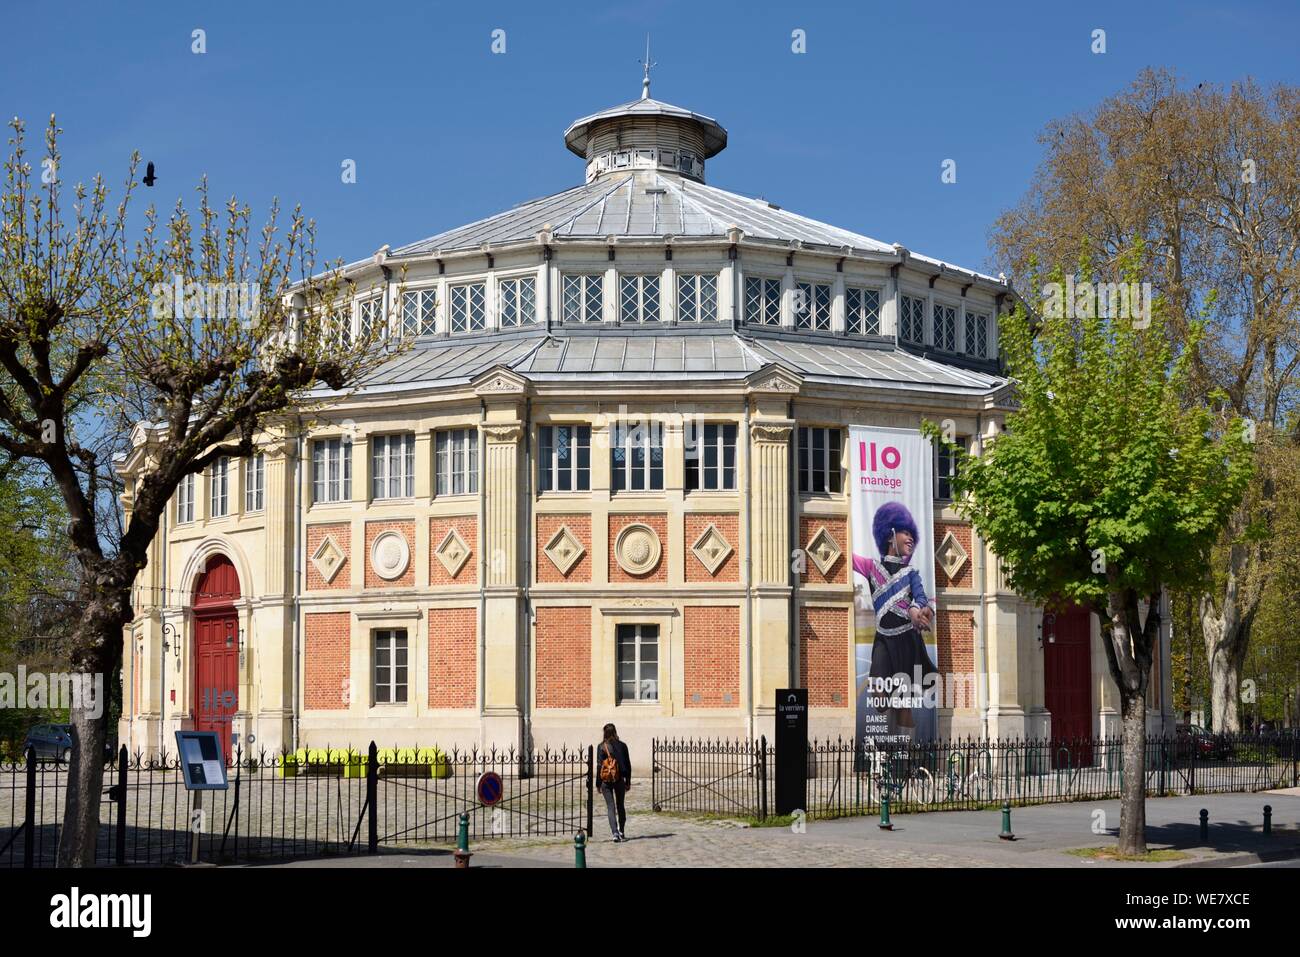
[
  {"xmin": 194, "ymin": 613, "xmax": 238, "ymax": 763},
  {"xmin": 191, "ymin": 555, "xmax": 241, "ymax": 764},
  {"xmin": 1044, "ymin": 606, "xmax": 1093, "ymax": 767}
]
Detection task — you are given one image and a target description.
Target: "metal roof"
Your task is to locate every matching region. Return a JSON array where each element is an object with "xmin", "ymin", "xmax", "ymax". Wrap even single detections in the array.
[
  {"xmin": 563, "ymin": 96, "xmax": 728, "ymax": 157},
  {"xmin": 392, "ymin": 170, "xmax": 901, "ymax": 258},
  {"xmin": 340, "ymin": 328, "xmax": 1003, "ymax": 397}
]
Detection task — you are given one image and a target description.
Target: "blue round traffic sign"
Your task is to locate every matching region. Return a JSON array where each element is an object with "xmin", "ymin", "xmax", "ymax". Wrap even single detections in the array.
[{"xmin": 476, "ymin": 771, "xmax": 503, "ymax": 806}]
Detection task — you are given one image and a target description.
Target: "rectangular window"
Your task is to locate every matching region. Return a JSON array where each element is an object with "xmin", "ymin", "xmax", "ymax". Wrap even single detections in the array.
[
  {"xmin": 209, "ymin": 457, "xmax": 229, "ymax": 518},
  {"xmin": 358, "ymin": 297, "xmax": 383, "ymax": 340},
  {"xmin": 619, "ymin": 274, "xmax": 661, "ymax": 323},
  {"xmin": 176, "ymin": 474, "xmax": 195, "ymax": 524},
  {"xmin": 538, "ymin": 425, "xmax": 591, "ymax": 492},
  {"xmin": 244, "ymin": 453, "xmax": 265, "ymax": 513},
  {"xmin": 312, "ymin": 437, "xmax": 353, "ymax": 504},
  {"xmin": 450, "ymin": 282, "xmax": 486, "ymax": 333},
  {"xmin": 745, "ymin": 277, "xmax": 782, "ymax": 325},
  {"xmin": 795, "ymin": 282, "xmax": 832, "ymax": 331},
  {"xmin": 845, "ymin": 287, "xmax": 882, "ymax": 336},
  {"xmin": 373, "ymin": 629, "xmax": 408, "ymax": 705},
  {"xmin": 561, "ymin": 274, "xmax": 603, "ymax": 323},
  {"xmin": 934, "ymin": 303, "xmax": 957, "ymax": 352},
  {"xmin": 332, "ymin": 303, "xmax": 353, "ymax": 347},
  {"xmin": 616, "ymin": 624, "xmax": 659, "ymax": 702},
  {"xmin": 797, "ymin": 426, "xmax": 843, "ymax": 494},
  {"xmin": 900, "ymin": 295, "xmax": 926, "ymax": 344},
  {"xmin": 371, "ymin": 433, "xmax": 415, "ymax": 500},
  {"xmin": 965, "ymin": 311, "xmax": 989, "ymax": 358},
  {"xmin": 676, "ymin": 273, "xmax": 719, "ymax": 322},
  {"xmin": 685, "ymin": 422, "xmax": 738, "ymax": 491},
  {"xmin": 401, "ymin": 289, "xmax": 438, "ymax": 338},
  {"xmin": 499, "ymin": 276, "xmax": 537, "ymax": 327},
  {"xmin": 610, "ymin": 420, "xmax": 664, "ymax": 492},
  {"xmin": 937, "ymin": 438, "xmax": 966, "ymax": 501},
  {"xmin": 435, "ymin": 428, "xmax": 478, "ymax": 496}
]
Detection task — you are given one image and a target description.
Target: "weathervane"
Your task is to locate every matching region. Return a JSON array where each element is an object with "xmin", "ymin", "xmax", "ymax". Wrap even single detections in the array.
[{"xmin": 639, "ymin": 35, "xmax": 656, "ymax": 100}]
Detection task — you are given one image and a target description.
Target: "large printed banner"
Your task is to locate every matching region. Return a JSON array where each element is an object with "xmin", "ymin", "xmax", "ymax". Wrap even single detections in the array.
[{"xmin": 850, "ymin": 426, "xmax": 939, "ymax": 759}]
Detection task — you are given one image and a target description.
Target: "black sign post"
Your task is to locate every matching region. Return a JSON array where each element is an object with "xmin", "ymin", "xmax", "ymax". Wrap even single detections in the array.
[{"xmin": 775, "ymin": 688, "xmax": 808, "ymax": 815}]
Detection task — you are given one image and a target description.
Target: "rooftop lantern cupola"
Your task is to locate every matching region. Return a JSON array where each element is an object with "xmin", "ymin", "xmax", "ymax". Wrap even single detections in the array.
[{"xmin": 562, "ymin": 48, "xmax": 727, "ymax": 185}]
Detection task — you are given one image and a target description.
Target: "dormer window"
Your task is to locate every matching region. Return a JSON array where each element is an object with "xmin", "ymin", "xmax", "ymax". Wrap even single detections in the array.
[
  {"xmin": 934, "ymin": 303, "xmax": 957, "ymax": 352},
  {"xmin": 795, "ymin": 282, "xmax": 832, "ymax": 331},
  {"xmin": 450, "ymin": 282, "xmax": 486, "ymax": 333},
  {"xmin": 846, "ymin": 287, "xmax": 881, "ymax": 336},
  {"xmin": 676, "ymin": 273, "xmax": 718, "ymax": 323},
  {"xmin": 562, "ymin": 274, "xmax": 603, "ymax": 323},
  {"xmin": 745, "ymin": 277, "xmax": 782, "ymax": 326},
  {"xmin": 965, "ymin": 311, "xmax": 989, "ymax": 358},
  {"xmin": 900, "ymin": 295, "xmax": 926, "ymax": 344},
  {"xmin": 401, "ymin": 290, "xmax": 438, "ymax": 337},
  {"xmin": 499, "ymin": 276, "xmax": 537, "ymax": 326},
  {"xmin": 619, "ymin": 274, "xmax": 661, "ymax": 323}
]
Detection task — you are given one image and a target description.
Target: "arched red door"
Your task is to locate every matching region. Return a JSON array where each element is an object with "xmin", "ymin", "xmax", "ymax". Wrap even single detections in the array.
[
  {"xmin": 192, "ymin": 555, "xmax": 240, "ymax": 763},
  {"xmin": 1044, "ymin": 605, "xmax": 1094, "ymax": 767}
]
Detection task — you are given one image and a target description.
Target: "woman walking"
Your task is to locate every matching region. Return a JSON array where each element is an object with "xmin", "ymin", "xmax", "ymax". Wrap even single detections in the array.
[{"xmin": 596, "ymin": 723, "xmax": 632, "ymax": 842}]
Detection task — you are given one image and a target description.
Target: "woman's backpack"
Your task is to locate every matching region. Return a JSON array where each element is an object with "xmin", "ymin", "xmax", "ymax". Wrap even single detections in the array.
[{"xmin": 599, "ymin": 741, "xmax": 621, "ymax": 785}]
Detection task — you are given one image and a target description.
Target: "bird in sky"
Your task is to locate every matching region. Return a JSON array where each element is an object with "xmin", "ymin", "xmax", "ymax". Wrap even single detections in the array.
[{"xmin": 143, "ymin": 161, "xmax": 157, "ymax": 187}]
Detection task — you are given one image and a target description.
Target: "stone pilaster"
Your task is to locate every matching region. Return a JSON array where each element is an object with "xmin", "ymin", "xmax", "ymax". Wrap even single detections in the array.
[
  {"xmin": 749, "ymin": 417, "xmax": 795, "ymax": 726},
  {"xmin": 474, "ymin": 367, "xmax": 530, "ymax": 748}
]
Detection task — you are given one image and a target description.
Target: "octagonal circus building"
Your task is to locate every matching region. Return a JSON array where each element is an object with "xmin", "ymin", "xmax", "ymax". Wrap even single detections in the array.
[{"xmin": 118, "ymin": 83, "xmax": 1174, "ymax": 765}]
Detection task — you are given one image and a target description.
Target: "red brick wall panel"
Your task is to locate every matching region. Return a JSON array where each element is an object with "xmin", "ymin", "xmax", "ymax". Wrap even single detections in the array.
[
  {"xmin": 799, "ymin": 516, "xmax": 848, "ymax": 585},
  {"xmin": 684, "ymin": 606, "xmax": 740, "ymax": 707},
  {"xmin": 799, "ymin": 606, "xmax": 849, "ymax": 707},
  {"xmin": 306, "ymin": 523, "xmax": 350, "ymax": 591},
  {"xmin": 428, "ymin": 607, "xmax": 476, "ymax": 709},
  {"xmin": 536, "ymin": 514, "xmax": 592, "ymax": 583},
  {"xmin": 535, "ymin": 606, "xmax": 591, "ymax": 709},
  {"xmin": 608, "ymin": 513, "xmax": 668, "ymax": 583},
  {"xmin": 685, "ymin": 513, "xmax": 740, "ymax": 582},
  {"xmin": 429, "ymin": 516, "xmax": 478, "ymax": 586},
  {"xmin": 364, "ymin": 520, "xmax": 416, "ymax": 589},
  {"xmin": 304, "ymin": 611, "xmax": 350, "ymax": 710}
]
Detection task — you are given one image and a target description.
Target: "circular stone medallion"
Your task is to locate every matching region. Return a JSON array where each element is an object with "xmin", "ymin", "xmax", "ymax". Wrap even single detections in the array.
[
  {"xmin": 370, "ymin": 530, "xmax": 411, "ymax": 581},
  {"xmin": 615, "ymin": 523, "xmax": 662, "ymax": 576}
]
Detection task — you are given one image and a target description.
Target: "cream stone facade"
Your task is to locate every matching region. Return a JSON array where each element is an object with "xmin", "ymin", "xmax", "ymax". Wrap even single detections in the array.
[{"xmin": 117, "ymin": 82, "xmax": 1173, "ymax": 768}]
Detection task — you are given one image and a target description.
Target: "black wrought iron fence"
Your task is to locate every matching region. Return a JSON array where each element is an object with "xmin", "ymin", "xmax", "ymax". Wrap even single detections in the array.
[
  {"xmin": 1, "ymin": 741, "xmax": 593, "ymax": 867},
  {"xmin": 652, "ymin": 732, "xmax": 1300, "ymax": 822}
]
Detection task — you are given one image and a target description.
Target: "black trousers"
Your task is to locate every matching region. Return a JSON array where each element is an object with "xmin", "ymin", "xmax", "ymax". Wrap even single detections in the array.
[{"xmin": 600, "ymin": 781, "xmax": 626, "ymax": 836}]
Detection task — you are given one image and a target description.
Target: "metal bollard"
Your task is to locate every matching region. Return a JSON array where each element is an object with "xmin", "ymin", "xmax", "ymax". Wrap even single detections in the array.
[
  {"xmin": 999, "ymin": 801, "xmax": 1015, "ymax": 841},
  {"xmin": 1199, "ymin": 808, "xmax": 1209, "ymax": 843},
  {"xmin": 1263, "ymin": 805, "xmax": 1272, "ymax": 836},
  {"xmin": 575, "ymin": 832, "xmax": 587, "ymax": 868},
  {"xmin": 879, "ymin": 794, "xmax": 893, "ymax": 830},
  {"xmin": 454, "ymin": 812, "xmax": 472, "ymax": 868}
]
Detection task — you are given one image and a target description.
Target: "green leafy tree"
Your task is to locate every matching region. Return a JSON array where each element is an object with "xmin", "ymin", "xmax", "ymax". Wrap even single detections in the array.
[{"xmin": 928, "ymin": 264, "xmax": 1253, "ymax": 855}]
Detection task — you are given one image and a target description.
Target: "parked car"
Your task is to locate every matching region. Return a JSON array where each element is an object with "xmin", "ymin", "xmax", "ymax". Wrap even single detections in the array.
[
  {"xmin": 1173, "ymin": 724, "xmax": 1226, "ymax": 762},
  {"xmin": 22, "ymin": 724, "xmax": 73, "ymax": 762},
  {"xmin": 21, "ymin": 725, "xmax": 119, "ymax": 764}
]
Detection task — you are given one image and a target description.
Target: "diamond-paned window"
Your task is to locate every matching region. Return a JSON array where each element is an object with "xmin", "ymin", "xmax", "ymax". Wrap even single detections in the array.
[
  {"xmin": 499, "ymin": 276, "xmax": 537, "ymax": 327},
  {"xmin": 561, "ymin": 274, "xmax": 603, "ymax": 323},
  {"xmin": 619, "ymin": 274, "xmax": 660, "ymax": 323},
  {"xmin": 934, "ymin": 303, "xmax": 957, "ymax": 352},
  {"xmin": 676, "ymin": 273, "xmax": 718, "ymax": 322},
  {"xmin": 795, "ymin": 282, "xmax": 832, "ymax": 331},
  {"xmin": 965, "ymin": 311, "xmax": 989, "ymax": 358},
  {"xmin": 450, "ymin": 282, "xmax": 486, "ymax": 333},
  {"xmin": 900, "ymin": 295, "xmax": 926, "ymax": 344},
  {"xmin": 745, "ymin": 277, "xmax": 782, "ymax": 325},
  {"xmin": 401, "ymin": 290, "xmax": 438, "ymax": 338},
  {"xmin": 358, "ymin": 297, "xmax": 383, "ymax": 340},
  {"xmin": 845, "ymin": 287, "xmax": 881, "ymax": 336}
]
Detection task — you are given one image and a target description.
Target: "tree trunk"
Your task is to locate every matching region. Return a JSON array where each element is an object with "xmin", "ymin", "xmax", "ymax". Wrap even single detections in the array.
[
  {"xmin": 56, "ymin": 608, "xmax": 126, "ymax": 867},
  {"xmin": 1208, "ymin": 642, "xmax": 1242, "ymax": 733},
  {"xmin": 56, "ymin": 702, "xmax": 110, "ymax": 867},
  {"xmin": 1118, "ymin": 686, "xmax": 1148, "ymax": 856}
]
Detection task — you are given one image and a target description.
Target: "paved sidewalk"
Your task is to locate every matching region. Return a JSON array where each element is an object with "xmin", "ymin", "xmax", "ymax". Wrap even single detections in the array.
[{"xmin": 265, "ymin": 788, "xmax": 1300, "ymax": 868}]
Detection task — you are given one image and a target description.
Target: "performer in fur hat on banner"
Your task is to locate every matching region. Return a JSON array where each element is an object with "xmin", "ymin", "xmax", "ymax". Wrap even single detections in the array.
[{"xmin": 852, "ymin": 500, "xmax": 938, "ymax": 736}]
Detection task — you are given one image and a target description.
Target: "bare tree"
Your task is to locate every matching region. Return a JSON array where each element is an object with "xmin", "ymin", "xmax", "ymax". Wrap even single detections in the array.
[{"xmin": 0, "ymin": 116, "xmax": 399, "ymax": 865}]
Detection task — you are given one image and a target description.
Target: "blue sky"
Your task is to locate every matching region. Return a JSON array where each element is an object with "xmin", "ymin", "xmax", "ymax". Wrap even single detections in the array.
[{"xmin": 2, "ymin": 0, "xmax": 1297, "ymax": 274}]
